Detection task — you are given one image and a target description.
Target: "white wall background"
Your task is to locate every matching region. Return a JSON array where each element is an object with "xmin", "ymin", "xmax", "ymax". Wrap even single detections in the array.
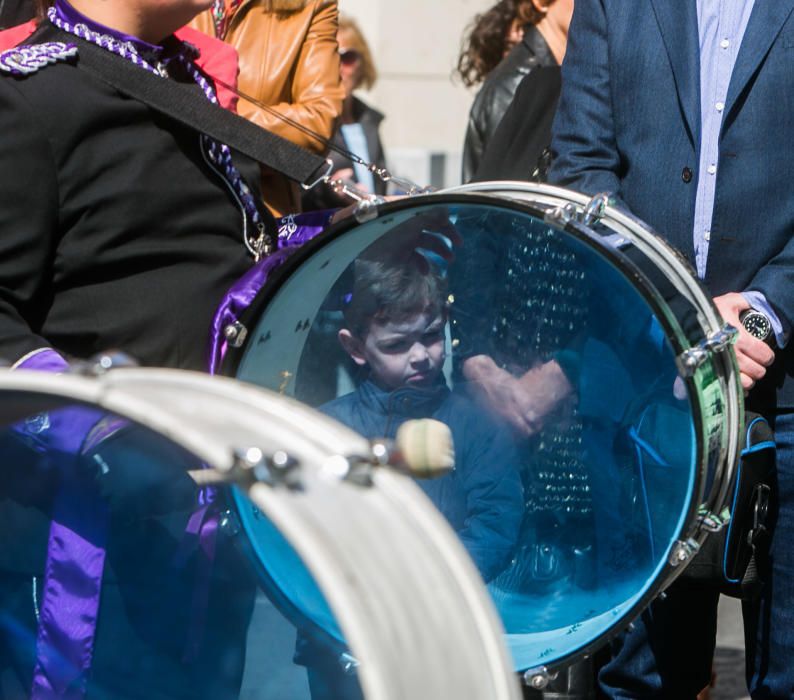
[{"xmin": 337, "ymin": 0, "xmax": 494, "ymax": 188}]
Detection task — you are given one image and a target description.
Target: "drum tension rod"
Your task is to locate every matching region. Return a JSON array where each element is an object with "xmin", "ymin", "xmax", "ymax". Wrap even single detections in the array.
[
  {"xmin": 676, "ymin": 324, "xmax": 739, "ymax": 377},
  {"xmin": 523, "ymin": 666, "xmax": 559, "ymax": 690},
  {"xmin": 669, "ymin": 537, "xmax": 701, "ymax": 567},
  {"xmin": 544, "ymin": 192, "xmax": 614, "ymax": 228},
  {"xmin": 231, "ymin": 446, "xmax": 303, "ymax": 490}
]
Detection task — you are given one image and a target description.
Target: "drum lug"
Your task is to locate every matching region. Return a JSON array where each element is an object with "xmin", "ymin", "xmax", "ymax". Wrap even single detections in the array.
[
  {"xmin": 544, "ymin": 202, "xmax": 578, "ymax": 227},
  {"xmin": 580, "ymin": 192, "xmax": 612, "ymax": 226},
  {"xmin": 523, "ymin": 666, "xmax": 559, "ymax": 690},
  {"xmin": 71, "ymin": 351, "xmax": 139, "ymax": 375},
  {"xmin": 676, "ymin": 324, "xmax": 739, "ymax": 377},
  {"xmin": 223, "ymin": 321, "xmax": 248, "ymax": 348},
  {"xmin": 668, "ymin": 537, "xmax": 700, "ymax": 567},
  {"xmin": 218, "ymin": 509, "xmax": 241, "ymax": 537},
  {"xmin": 233, "ymin": 447, "xmax": 303, "ymax": 490},
  {"xmin": 544, "ymin": 193, "xmax": 613, "ymax": 228},
  {"xmin": 338, "ymin": 652, "xmax": 360, "ymax": 676},
  {"xmin": 353, "ymin": 197, "xmax": 385, "ymax": 224}
]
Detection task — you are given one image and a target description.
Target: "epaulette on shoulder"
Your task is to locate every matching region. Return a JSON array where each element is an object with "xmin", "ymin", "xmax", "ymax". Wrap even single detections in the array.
[{"xmin": 0, "ymin": 41, "xmax": 77, "ymax": 77}]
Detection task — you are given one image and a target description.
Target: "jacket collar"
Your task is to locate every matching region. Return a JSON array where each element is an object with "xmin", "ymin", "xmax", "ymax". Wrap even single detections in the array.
[
  {"xmin": 650, "ymin": 0, "xmax": 794, "ymax": 144},
  {"xmin": 724, "ymin": 0, "xmax": 794, "ymax": 118},
  {"xmin": 357, "ymin": 378, "xmax": 450, "ymax": 419},
  {"xmin": 521, "ymin": 24, "xmax": 557, "ymax": 68}
]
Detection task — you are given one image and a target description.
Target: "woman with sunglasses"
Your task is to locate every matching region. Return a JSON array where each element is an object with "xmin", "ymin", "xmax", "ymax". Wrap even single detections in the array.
[{"xmin": 302, "ymin": 15, "xmax": 387, "ymax": 211}]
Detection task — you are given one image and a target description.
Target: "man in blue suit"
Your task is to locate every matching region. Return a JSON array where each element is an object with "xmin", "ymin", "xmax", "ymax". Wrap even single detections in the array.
[{"xmin": 551, "ymin": 2, "xmax": 794, "ymax": 698}]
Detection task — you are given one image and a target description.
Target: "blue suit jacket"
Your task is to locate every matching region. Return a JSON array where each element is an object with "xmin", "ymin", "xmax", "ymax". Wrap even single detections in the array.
[{"xmin": 550, "ymin": 0, "xmax": 794, "ymax": 407}]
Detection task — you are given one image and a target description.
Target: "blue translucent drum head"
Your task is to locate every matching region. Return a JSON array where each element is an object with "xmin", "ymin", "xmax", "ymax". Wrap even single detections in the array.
[
  {"xmin": 227, "ymin": 196, "xmax": 708, "ymax": 673},
  {"xmin": 0, "ymin": 392, "xmax": 358, "ymax": 699}
]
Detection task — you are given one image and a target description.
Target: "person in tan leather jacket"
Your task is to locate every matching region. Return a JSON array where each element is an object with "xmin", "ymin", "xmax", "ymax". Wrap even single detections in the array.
[{"xmin": 191, "ymin": 0, "xmax": 345, "ymax": 216}]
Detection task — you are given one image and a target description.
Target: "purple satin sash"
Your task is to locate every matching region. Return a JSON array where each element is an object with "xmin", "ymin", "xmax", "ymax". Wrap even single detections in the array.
[{"xmin": 11, "ymin": 351, "xmax": 107, "ymax": 698}]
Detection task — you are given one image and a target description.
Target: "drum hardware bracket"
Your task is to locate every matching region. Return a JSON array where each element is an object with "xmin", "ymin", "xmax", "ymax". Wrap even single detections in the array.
[
  {"xmin": 676, "ymin": 324, "xmax": 739, "ymax": 377},
  {"xmin": 544, "ymin": 202, "xmax": 578, "ymax": 227},
  {"xmin": 223, "ymin": 321, "xmax": 248, "ymax": 349},
  {"xmin": 580, "ymin": 192, "xmax": 613, "ymax": 226},
  {"xmin": 523, "ymin": 666, "xmax": 559, "ymax": 690},
  {"xmin": 352, "ymin": 196, "xmax": 386, "ymax": 224},
  {"xmin": 544, "ymin": 193, "xmax": 613, "ymax": 229},
  {"xmin": 71, "ymin": 351, "xmax": 139, "ymax": 376},
  {"xmin": 338, "ymin": 652, "xmax": 360, "ymax": 676},
  {"xmin": 218, "ymin": 508, "xmax": 241, "ymax": 537},
  {"xmin": 669, "ymin": 537, "xmax": 701, "ymax": 567},
  {"xmin": 232, "ymin": 447, "xmax": 303, "ymax": 490}
]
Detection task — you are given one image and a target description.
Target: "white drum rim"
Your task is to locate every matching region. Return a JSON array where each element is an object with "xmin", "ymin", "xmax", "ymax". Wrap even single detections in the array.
[{"xmin": 0, "ymin": 368, "xmax": 520, "ymax": 700}]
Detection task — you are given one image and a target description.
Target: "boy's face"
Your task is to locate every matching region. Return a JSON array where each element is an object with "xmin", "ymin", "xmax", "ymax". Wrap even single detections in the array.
[{"xmin": 340, "ymin": 312, "xmax": 446, "ymax": 391}]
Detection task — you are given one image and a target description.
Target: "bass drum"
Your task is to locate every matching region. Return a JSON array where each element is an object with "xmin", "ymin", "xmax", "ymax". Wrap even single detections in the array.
[
  {"xmin": 222, "ymin": 183, "xmax": 743, "ymax": 684},
  {"xmin": 0, "ymin": 368, "xmax": 518, "ymax": 700}
]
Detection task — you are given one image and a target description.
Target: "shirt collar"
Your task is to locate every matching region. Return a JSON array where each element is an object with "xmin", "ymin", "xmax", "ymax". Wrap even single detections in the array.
[{"xmin": 53, "ymin": 0, "xmax": 165, "ymax": 57}]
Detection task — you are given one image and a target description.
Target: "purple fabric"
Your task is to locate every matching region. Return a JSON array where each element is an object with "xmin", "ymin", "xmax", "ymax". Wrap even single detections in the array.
[
  {"xmin": 208, "ymin": 213, "xmax": 333, "ymax": 375},
  {"xmin": 179, "ymin": 504, "xmax": 219, "ymax": 662},
  {"xmin": 276, "ymin": 210, "xmax": 334, "ymax": 250},
  {"xmin": 31, "ymin": 466, "xmax": 108, "ymax": 699},
  {"xmin": 16, "ymin": 348, "xmax": 69, "ymax": 373},
  {"xmin": 12, "ymin": 352, "xmax": 107, "ymax": 700}
]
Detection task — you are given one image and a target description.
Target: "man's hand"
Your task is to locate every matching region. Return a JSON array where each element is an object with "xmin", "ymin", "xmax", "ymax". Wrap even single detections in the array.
[
  {"xmin": 462, "ymin": 355, "xmax": 575, "ymax": 437},
  {"xmin": 713, "ymin": 292, "xmax": 775, "ymax": 392}
]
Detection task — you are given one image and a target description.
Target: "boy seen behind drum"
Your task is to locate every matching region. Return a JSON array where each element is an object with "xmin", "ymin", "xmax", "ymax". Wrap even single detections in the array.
[{"xmin": 323, "ymin": 255, "xmax": 525, "ymax": 581}]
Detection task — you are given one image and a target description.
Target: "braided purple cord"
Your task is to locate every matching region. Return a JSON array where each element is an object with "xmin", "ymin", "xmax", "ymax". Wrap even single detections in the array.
[{"xmin": 47, "ymin": 8, "xmax": 268, "ymax": 258}]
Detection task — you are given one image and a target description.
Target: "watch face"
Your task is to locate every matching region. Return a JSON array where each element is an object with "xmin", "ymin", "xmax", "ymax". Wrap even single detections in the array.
[{"xmin": 742, "ymin": 311, "xmax": 772, "ymax": 341}]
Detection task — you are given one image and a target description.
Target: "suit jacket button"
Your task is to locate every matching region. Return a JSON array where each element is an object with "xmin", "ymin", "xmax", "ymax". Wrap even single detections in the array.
[{"xmin": 682, "ymin": 167, "xmax": 693, "ymax": 183}]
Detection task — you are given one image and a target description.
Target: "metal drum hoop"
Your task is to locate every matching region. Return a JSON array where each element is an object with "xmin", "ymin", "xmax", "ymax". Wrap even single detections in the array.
[{"xmin": 0, "ymin": 368, "xmax": 520, "ymax": 700}]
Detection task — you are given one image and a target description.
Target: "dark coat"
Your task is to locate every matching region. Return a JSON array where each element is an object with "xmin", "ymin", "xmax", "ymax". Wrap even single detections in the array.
[
  {"xmin": 473, "ymin": 65, "xmax": 561, "ymax": 183},
  {"xmin": 321, "ymin": 379, "xmax": 524, "ymax": 582},
  {"xmin": 462, "ymin": 25, "xmax": 557, "ymax": 183},
  {"xmin": 550, "ymin": 0, "xmax": 794, "ymax": 408},
  {"xmin": 0, "ymin": 24, "xmax": 260, "ymax": 698},
  {"xmin": 0, "ymin": 23, "xmax": 259, "ymax": 372}
]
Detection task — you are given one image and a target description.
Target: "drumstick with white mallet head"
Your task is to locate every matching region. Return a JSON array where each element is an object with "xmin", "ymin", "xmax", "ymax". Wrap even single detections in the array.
[{"xmin": 188, "ymin": 418, "xmax": 455, "ymax": 487}]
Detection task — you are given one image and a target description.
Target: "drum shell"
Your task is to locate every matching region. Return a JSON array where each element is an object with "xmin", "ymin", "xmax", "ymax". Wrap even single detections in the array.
[{"xmin": 220, "ymin": 184, "xmax": 743, "ymax": 676}]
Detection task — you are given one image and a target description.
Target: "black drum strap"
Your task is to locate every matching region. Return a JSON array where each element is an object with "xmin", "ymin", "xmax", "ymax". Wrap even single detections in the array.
[{"xmin": 72, "ymin": 37, "xmax": 330, "ymax": 187}]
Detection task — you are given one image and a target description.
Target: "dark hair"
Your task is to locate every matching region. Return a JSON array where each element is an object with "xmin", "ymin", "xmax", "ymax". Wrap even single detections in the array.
[
  {"xmin": 343, "ymin": 258, "xmax": 447, "ymax": 338},
  {"xmin": 456, "ymin": 0, "xmax": 549, "ymax": 87}
]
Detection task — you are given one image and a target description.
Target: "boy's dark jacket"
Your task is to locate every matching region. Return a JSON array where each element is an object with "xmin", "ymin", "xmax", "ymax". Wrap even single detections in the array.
[{"xmin": 322, "ymin": 378, "xmax": 524, "ymax": 582}]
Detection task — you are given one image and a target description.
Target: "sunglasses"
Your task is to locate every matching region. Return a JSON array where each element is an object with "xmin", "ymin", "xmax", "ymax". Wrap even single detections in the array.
[{"xmin": 339, "ymin": 49, "xmax": 361, "ymax": 66}]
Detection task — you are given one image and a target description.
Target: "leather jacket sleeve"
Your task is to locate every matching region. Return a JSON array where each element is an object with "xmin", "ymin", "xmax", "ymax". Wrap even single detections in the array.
[{"xmin": 237, "ymin": 0, "xmax": 344, "ymax": 153}]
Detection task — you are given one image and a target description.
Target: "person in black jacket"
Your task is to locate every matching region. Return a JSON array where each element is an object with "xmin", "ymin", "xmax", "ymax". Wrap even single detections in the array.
[
  {"xmin": 460, "ymin": 0, "xmax": 573, "ymax": 183},
  {"xmin": 0, "ymin": 0, "xmax": 335, "ymax": 697}
]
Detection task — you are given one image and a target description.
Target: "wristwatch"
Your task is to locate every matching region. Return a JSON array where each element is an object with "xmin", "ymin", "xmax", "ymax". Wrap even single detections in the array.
[{"xmin": 739, "ymin": 309, "xmax": 774, "ymax": 345}]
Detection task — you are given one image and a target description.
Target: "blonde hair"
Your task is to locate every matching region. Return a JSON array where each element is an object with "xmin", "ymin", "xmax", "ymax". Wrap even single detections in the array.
[{"xmin": 338, "ymin": 16, "xmax": 377, "ymax": 91}]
